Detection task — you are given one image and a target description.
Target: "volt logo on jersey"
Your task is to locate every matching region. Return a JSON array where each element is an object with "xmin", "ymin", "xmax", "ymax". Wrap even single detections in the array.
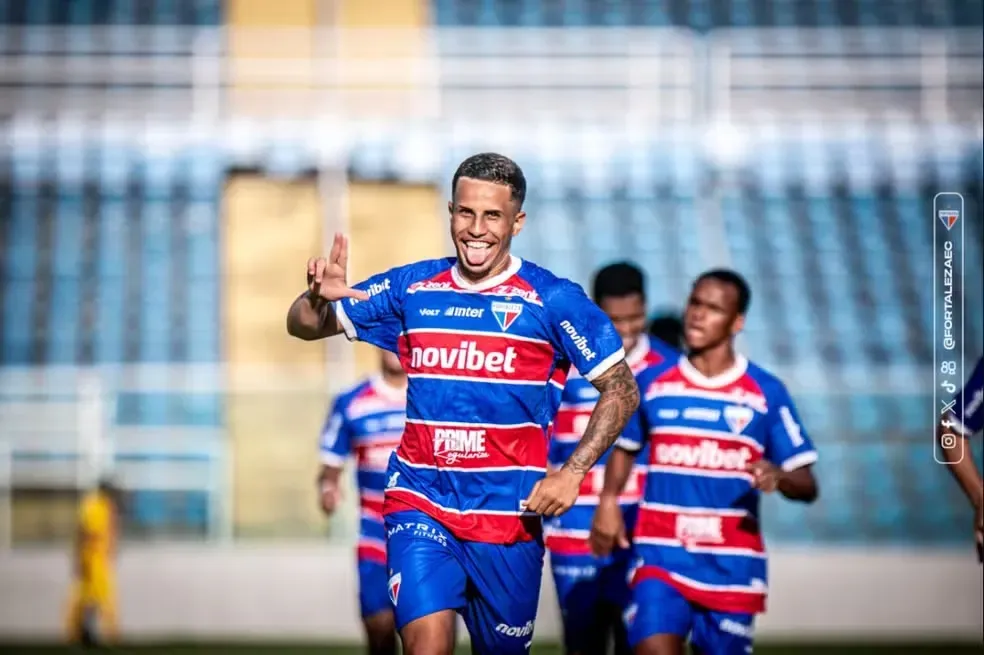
[
  {"xmin": 491, "ymin": 301, "xmax": 523, "ymax": 331},
  {"xmin": 388, "ymin": 572, "xmax": 402, "ymax": 606},
  {"xmin": 724, "ymin": 405, "xmax": 754, "ymax": 433}
]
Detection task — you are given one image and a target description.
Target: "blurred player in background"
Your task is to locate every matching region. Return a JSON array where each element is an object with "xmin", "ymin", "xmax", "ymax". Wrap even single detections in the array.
[
  {"xmin": 65, "ymin": 478, "xmax": 121, "ymax": 647},
  {"xmin": 591, "ymin": 269, "xmax": 819, "ymax": 655},
  {"xmin": 288, "ymin": 153, "xmax": 640, "ymax": 655},
  {"xmin": 937, "ymin": 355, "xmax": 984, "ymax": 560},
  {"xmin": 546, "ymin": 262, "xmax": 677, "ymax": 655},
  {"xmin": 648, "ymin": 312, "xmax": 685, "ymax": 351},
  {"xmin": 319, "ymin": 349, "xmax": 407, "ymax": 655}
]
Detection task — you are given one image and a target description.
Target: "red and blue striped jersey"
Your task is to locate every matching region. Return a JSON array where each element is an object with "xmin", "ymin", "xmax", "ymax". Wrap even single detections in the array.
[
  {"xmin": 620, "ymin": 355, "xmax": 818, "ymax": 614},
  {"xmin": 334, "ymin": 256, "xmax": 625, "ymax": 545},
  {"xmin": 319, "ymin": 376, "xmax": 407, "ymax": 565},
  {"xmin": 545, "ymin": 334, "xmax": 678, "ymax": 556},
  {"xmin": 949, "ymin": 356, "xmax": 984, "ymax": 436}
]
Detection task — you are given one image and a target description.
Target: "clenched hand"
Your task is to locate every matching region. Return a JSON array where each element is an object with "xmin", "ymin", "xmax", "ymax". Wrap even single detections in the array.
[{"xmin": 522, "ymin": 467, "xmax": 583, "ymax": 517}]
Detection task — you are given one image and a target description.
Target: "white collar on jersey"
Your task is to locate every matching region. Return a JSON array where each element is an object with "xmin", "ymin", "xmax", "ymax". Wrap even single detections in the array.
[
  {"xmin": 451, "ymin": 254, "xmax": 522, "ymax": 291},
  {"xmin": 370, "ymin": 374, "xmax": 407, "ymax": 402},
  {"xmin": 678, "ymin": 354, "xmax": 749, "ymax": 388},
  {"xmin": 625, "ymin": 335, "xmax": 652, "ymax": 368}
]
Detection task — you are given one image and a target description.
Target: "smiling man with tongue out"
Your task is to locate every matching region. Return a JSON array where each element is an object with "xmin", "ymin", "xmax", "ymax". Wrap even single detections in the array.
[{"xmin": 287, "ymin": 152, "xmax": 640, "ymax": 655}]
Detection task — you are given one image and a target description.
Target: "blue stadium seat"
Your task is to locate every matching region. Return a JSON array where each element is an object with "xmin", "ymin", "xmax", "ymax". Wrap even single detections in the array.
[{"xmin": 46, "ymin": 196, "xmax": 85, "ymax": 363}]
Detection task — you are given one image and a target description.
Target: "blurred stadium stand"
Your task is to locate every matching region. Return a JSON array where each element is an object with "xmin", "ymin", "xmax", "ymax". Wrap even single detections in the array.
[{"xmin": 0, "ymin": 0, "xmax": 981, "ymax": 550}]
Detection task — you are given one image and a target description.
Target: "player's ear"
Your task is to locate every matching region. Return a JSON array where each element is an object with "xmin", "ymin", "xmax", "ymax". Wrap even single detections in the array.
[
  {"xmin": 512, "ymin": 210, "xmax": 526, "ymax": 237},
  {"xmin": 448, "ymin": 200, "xmax": 454, "ymax": 216},
  {"xmin": 731, "ymin": 314, "xmax": 745, "ymax": 335}
]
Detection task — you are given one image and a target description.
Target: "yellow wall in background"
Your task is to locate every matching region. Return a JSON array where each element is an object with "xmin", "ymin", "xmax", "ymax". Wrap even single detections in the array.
[
  {"xmin": 222, "ymin": 175, "xmax": 327, "ymax": 537},
  {"xmin": 225, "ymin": 0, "xmax": 319, "ymax": 118},
  {"xmin": 346, "ymin": 183, "xmax": 444, "ymax": 379},
  {"xmin": 336, "ymin": 0, "xmax": 428, "ymax": 26}
]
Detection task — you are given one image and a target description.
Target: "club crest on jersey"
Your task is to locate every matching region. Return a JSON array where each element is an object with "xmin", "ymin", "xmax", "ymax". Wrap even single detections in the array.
[
  {"xmin": 491, "ymin": 301, "xmax": 523, "ymax": 331},
  {"xmin": 938, "ymin": 209, "xmax": 959, "ymax": 231},
  {"xmin": 724, "ymin": 405, "xmax": 754, "ymax": 434},
  {"xmin": 388, "ymin": 572, "xmax": 402, "ymax": 606}
]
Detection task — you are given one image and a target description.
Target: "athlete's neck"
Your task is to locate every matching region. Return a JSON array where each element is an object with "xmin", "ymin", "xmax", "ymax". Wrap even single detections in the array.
[
  {"xmin": 455, "ymin": 252, "xmax": 512, "ymax": 285},
  {"xmin": 687, "ymin": 343, "xmax": 737, "ymax": 379}
]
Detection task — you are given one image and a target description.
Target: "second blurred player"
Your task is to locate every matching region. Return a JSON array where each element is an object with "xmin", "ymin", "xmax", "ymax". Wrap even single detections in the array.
[
  {"xmin": 546, "ymin": 262, "xmax": 678, "ymax": 655},
  {"xmin": 319, "ymin": 349, "xmax": 407, "ymax": 655}
]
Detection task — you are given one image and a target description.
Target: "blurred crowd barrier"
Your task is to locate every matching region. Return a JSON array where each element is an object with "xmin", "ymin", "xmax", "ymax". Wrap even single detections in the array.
[{"xmin": 0, "ymin": 16, "xmax": 982, "ymax": 551}]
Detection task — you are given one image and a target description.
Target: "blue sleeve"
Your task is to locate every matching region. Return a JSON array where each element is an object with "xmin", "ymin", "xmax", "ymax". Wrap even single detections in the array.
[
  {"xmin": 544, "ymin": 280, "xmax": 625, "ymax": 381},
  {"xmin": 319, "ymin": 396, "xmax": 353, "ymax": 468},
  {"xmin": 615, "ymin": 410, "xmax": 646, "ymax": 454},
  {"xmin": 950, "ymin": 356, "xmax": 984, "ymax": 436},
  {"xmin": 764, "ymin": 381, "xmax": 818, "ymax": 471},
  {"xmin": 333, "ymin": 266, "xmax": 410, "ymax": 354}
]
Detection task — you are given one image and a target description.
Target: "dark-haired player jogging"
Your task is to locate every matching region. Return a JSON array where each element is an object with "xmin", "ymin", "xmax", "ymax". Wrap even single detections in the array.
[
  {"xmin": 319, "ymin": 349, "xmax": 407, "ymax": 655},
  {"xmin": 938, "ymin": 355, "xmax": 984, "ymax": 561},
  {"xmin": 547, "ymin": 262, "xmax": 677, "ymax": 655},
  {"xmin": 287, "ymin": 153, "xmax": 640, "ymax": 655},
  {"xmin": 591, "ymin": 269, "xmax": 819, "ymax": 655}
]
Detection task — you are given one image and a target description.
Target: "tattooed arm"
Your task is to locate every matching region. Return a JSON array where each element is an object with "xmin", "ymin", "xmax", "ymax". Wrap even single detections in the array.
[
  {"xmin": 524, "ymin": 359, "xmax": 640, "ymax": 517},
  {"xmin": 562, "ymin": 360, "xmax": 641, "ymax": 476}
]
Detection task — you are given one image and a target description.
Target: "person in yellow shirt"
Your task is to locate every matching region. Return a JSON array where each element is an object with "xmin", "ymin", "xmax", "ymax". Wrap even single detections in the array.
[{"xmin": 66, "ymin": 478, "xmax": 121, "ymax": 646}]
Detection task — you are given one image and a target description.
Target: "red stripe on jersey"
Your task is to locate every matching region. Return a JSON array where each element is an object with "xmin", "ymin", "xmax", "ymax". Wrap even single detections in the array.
[
  {"xmin": 398, "ymin": 332, "xmax": 555, "ymax": 383},
  {"xmin": 554, "ymin": 406, "xmax": 592, "ymax": 438},
  {"xmin": 578, "ymin": 466, "xmax": 646, "ymax": 502},
  {"xmin": 544, "ymin": 533, "xmax": 593, "ymax": 556},
  {"xmin": 634, "ymin": 507, "xmax": 764, "ymax": 554},
  {"xmin": 648, "ymin": 431, "xmax": 762, "ymax": 476},
  {"xmin": 632, "ymin": 565, "xmax": 766, "ymax": 614},
  {"xmin": 360, "ymin": 492, "xmax": 385, "ymax": 516},
  {"xmin": 383, "ymin": 488, "xmax": 543, "ymax": 543},
  {"xmin": 355, "ymin": 439, "xmax": 401, "ymax": 472},
  {"xmin": 398, "ymin": 421, "xmax": 548, "ymax": 469},
  {"xmin": 357, "ymin": 539, "xmax": 387, "ymax": 565},
  {"xmin": 550, "ymin": 363, "xmax": 570, "ymax": 388}
]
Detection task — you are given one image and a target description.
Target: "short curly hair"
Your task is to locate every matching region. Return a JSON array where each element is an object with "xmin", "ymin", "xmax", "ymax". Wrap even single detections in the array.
[{"xmin": 451, "ymin": 153, "xmax": 527, "ymax": 208}]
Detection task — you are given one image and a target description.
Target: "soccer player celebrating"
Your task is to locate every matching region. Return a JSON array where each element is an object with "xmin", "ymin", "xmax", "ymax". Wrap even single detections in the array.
[
  {"xmin": 591, "ymin": 269, "xmax": 819, "ymax": 655},
  {"xmin": 546, "ymin": 262, "xmax": 677, "ymax": 655},
  {"xmin": 287, "ymin": 153, "xmax": 640, "ymax": 655},
  {"xmin": 319, "ymin": 349, "xmax": 407, "ymax": 655},
  {"xmin": 937, "ymin": 356, "xmax": 984, "ymax": 560},
  {"xmin": 65, "ymin": 478, "xmax": 121, "ymax": 647}
]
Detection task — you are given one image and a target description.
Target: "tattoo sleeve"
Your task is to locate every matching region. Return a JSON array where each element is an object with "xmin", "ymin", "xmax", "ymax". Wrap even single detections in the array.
[{"xmin": 562, "ymin": 359, "xmax": 640, "ymax": 477}]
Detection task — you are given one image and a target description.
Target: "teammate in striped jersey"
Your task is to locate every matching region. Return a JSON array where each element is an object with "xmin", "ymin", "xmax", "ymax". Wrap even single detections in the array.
[
  {"xmin": 288, "ymin": 153, "xmax": 640, "ymax": 655},
  {"xmin": 546, "ymin": 262, "xmax": 677, "ymax": 655},
  {"xmin": 591, "ymin": 269, "xmax": 819, "ymax": 655},
  {"xmin": 938, "ymin": 355, "xmax": 984, "ymax": 560},
  {"xmin": 319, "ymin": 349, "xmax": 407, "ymax": 655}
]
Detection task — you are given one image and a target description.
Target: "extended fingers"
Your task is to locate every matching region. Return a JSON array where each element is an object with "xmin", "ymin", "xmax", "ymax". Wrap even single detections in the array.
[{"xmin": 336, "ymin": 234, "xmax": 350, "ymax": 270}]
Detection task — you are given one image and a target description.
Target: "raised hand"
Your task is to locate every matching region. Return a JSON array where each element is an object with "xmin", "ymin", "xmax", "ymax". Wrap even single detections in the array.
[{"xmin": 307, "ymin": 233, "xmax": 370, "ymax": 303}]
